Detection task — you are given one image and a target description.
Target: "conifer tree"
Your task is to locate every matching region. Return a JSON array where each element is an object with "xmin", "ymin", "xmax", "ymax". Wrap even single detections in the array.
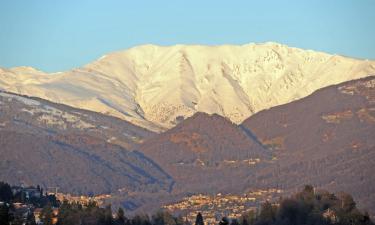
[
  {"xmin": 0, "ymin": 204, "xmax": 10, "ymax": 225},
  {"xmin": 195, "ymin": 212, "xmax": 204, "ymax": 225},
  {"xmin": 116, "ymin": 207, "xmax": 126, "ymax": 225}
]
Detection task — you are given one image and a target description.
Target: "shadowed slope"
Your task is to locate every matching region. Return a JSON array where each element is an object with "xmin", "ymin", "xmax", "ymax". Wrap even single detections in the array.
[{"xmin": 0, "ymin": 91, "xmax": 173, "ymax": 195}]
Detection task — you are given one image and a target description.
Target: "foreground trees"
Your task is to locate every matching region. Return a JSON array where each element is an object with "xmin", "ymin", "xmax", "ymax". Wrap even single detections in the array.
[
  {"xmin": 0, "ymin": 204, "xmax": 10, "ymax": 225},
  {"xmin": 244, "ymin": 185, "xmax": 373, "ymax": 225},
  {"xmin": 57, "ymin": 200, "xmax": 114, "ymax": 225},
  {"xmin": 0, "ymin": 182, "xmax": 12, "ymax": 202}
]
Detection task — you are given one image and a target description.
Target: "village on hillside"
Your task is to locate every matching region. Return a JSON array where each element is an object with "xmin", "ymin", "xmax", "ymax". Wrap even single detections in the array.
[{"xmin": 163, "ymin": 189, "xmax": 283, "ymax": 225}]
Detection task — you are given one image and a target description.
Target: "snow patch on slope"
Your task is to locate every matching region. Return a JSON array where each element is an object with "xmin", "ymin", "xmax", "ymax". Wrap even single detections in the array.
[{"xmin": 0, "ymin": 92, "xmax": 94, "ymax": 130}]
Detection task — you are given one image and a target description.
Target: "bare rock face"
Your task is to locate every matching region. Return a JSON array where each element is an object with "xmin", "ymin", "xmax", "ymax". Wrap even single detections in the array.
[
  {"xmin": 241, "ymin": 76, "xmax": 375, "ymax": 216},
  {"xmin": 1, "ymin": 43, "xmax": 374, "ymax": 131}
]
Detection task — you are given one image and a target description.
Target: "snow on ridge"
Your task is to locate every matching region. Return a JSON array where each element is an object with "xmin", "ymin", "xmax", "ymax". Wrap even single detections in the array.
[{"xmin": 1, "ymin": 43, "xmax": 375, "ymax": 131}]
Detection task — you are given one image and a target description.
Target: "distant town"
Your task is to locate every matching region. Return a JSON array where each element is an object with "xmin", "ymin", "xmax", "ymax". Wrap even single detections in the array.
[
  {"xmin": 1, "ymin": 181, "xmax": 372, "ymax": 225},
  {"xmin": 164, "ymin": 189, "xmax": 282, "ymax": 225}
]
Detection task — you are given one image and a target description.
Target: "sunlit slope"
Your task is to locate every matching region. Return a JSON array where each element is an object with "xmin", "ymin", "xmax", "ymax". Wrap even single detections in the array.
[{"xmin": 1, "ymin": 42, "xmax": 374, "ymax": 131}]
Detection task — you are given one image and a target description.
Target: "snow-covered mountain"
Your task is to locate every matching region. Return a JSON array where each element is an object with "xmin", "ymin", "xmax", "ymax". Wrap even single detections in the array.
[{"xmin": 1, "ymin": 42, "xmax": 375, "ymax": 131}]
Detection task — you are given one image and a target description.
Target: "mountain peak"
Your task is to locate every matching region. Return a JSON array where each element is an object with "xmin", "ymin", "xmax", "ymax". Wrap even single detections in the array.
[
  {"xmin": 173, "ymin": 112, "xmax": 234, "ymax": 130},
  {"xmin": 185, "ymin": 112, "xmax": 226, "ymax": 121},
  {"xmin": 9, "ymin": 66, "xmax": 46, "ymax": 74},
  {"xmin": 1, "ymin": 43, "xmax": 375, "ymax": 131}
]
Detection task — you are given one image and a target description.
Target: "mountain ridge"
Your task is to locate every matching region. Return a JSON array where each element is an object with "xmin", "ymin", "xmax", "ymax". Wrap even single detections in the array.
[{"xmin": 1, "ymin": 42, "xmax": 375, "ymax": 131}]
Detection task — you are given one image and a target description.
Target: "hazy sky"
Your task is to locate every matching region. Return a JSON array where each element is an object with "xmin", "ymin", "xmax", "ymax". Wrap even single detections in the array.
[{"xmin": 1, "ymin": 0, "xmax": 374, "ymax": 72}]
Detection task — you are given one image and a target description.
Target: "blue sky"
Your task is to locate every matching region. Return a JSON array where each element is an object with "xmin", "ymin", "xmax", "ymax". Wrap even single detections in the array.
[{"xmin": 0, "ymin": 0, "xmax": 374, "ymax": 72}]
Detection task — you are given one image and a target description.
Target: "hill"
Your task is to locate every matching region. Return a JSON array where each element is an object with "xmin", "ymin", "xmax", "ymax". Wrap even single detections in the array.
[
  {"xmin": 241, "ymin": 76, "xmax": 375, "ymax": 215},
  {"xmin": 0, "ymin": 91, "xmax": 173, "ymax": 195},
  {"xmin": 137, "ymin": 112, "xmax": 270, "ymax": 194}
]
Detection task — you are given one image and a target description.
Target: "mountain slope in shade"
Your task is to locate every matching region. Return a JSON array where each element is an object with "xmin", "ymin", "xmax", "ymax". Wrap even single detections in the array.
[
  {"xmin": 241, "ymin": 76, "xmax": 375, "ymax": 215},
  {"xmin": 0, "ymin": 91, "xmax": 154, "ymax": 149},
  {"xmin": 137, "ymin": 112, "xmax": 270, "ymax": 194},
  {"xmin": 1, "ymin": 43, "xmax": 375, "ymax": 131},
  {"xmin": 0, "ymin": 91, "xmax": 173, "ymax": 195}
]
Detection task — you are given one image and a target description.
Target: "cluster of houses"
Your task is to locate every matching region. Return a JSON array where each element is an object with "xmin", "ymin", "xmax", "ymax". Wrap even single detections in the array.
[
  {"xmin": 7, "ymin": 202, "xmax": 57, "ymax": 225},
  {"xmin": 0, "ymin": 186, "xmax": 59, "ymax": 225},
  {"xmin": 1, "ymin": 184, "xmax": 114, "ymax": 225},
  {"xmin": 54, "ymin": 192, "xmax": 111, "ymax": 207}
]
